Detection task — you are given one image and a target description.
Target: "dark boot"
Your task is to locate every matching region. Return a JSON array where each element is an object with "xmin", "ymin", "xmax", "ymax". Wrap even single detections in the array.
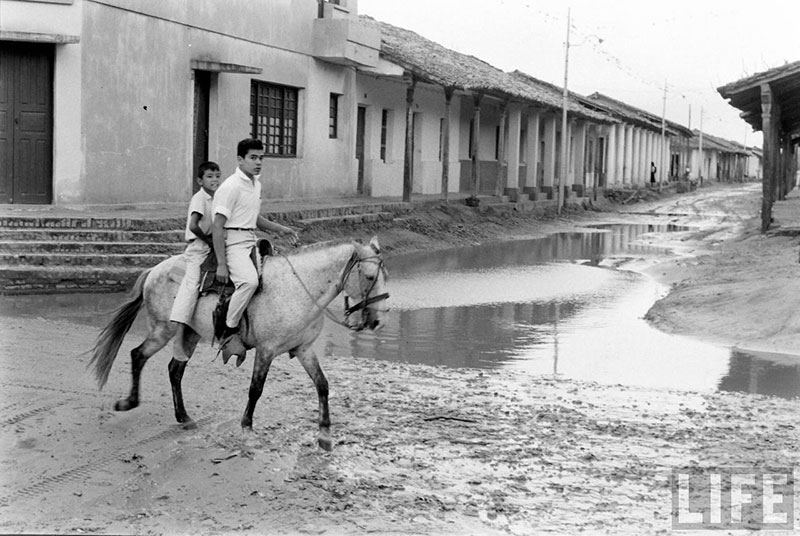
[{"xmin": 219, "ymin": 326, "xmax": 246, "ymax": 366}]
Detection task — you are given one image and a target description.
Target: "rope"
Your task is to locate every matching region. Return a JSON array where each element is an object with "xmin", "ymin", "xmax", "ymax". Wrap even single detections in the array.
[{"xmin": 278, "ymin": 251, "xmax": 356, "ymax": 329}]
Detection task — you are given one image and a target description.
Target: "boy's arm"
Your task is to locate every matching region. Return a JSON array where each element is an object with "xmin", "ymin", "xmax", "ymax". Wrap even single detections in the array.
[
  {"xmin": 212, "ymin": 214, "xmax": 229, "ymax": 283},
  {"xmin": 256, "ymin": 215, "xmax": 298, "ymax": 244},
  {"xmin": 188, "ymin": 212, "xmax": 212, "ymax": 246}
]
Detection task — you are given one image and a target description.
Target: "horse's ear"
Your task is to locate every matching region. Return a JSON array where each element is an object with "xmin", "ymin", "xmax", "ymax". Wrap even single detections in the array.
[{"xmin": 369, "ymin": 236, "xmax": 380, "ymax": 254}]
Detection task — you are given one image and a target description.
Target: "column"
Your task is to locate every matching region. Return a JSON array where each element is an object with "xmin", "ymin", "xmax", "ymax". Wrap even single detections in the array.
[
  {"xmin": 606, "ymin": 124, "xmax": 617, "ymax": 185},
  {"xmin": 624, "ymin": 124, "xmax": 634, "ymax": 184},
  {"xmin": 573, "ymin": 121, "xmax": 587, "ymax": 193},
  {"xmin": 505, "ymin": 103, "xmax": 522, "ymax": 199},
  {"xmin": 523, "ymin": 108, "xmax": 541, "ymax": 194},
  {"xmin": 632, "ymin": 128, "xmax": 641, "ymax": 185},
  {"xmin": 543, "ymin": 115, "xmax": 557, "ymax": 195},
  {"xmin": 616, "ymin": 124, "xmax": 625, "ymax": 185}
]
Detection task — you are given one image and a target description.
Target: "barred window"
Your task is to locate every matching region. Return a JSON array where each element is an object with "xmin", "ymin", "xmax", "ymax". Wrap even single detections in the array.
[
  {"xmin": 329, "ymin": 93, "xmax": 339, "ymax": 139},
  {"xmin": 380, "ymin": 109, "xmax": 389, "ymax": 162},
  {"xmin": 250, "ymin": 81, "xmax": 298, "ymax": 157}
]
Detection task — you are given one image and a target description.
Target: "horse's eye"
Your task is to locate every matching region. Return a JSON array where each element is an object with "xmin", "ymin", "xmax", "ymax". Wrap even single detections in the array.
[{"xmin": 365, "ymin": 274, "xmax": 376, "ymax": 281}]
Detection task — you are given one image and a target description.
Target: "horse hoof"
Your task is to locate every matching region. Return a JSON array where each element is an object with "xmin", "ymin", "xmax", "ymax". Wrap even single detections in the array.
[
  {"xmin": 114, "ymin": 399, "xmax": 138, "ymax": 412},
  {"xmin": 180, "ymin": 418, "xmax": 197, "ymax": 430},
  {"xmin": 318, "ymin": 432, "xmax": 332, "ymax": 452}
]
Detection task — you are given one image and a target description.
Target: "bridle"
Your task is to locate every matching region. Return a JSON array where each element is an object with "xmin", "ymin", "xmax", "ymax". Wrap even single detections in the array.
[
  {"xmin": 341, "ymin": 253, "xmax": 390, "ymax": 324},
  {"xmin": 281, "ymin": 247, "xmax": 389, "ymax": 330}
]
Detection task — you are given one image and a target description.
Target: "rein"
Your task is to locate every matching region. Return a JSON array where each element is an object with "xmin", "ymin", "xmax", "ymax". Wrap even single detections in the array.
[{"xmin": 278, "ymin": 248, "xmax": 389, "ymax": 329}]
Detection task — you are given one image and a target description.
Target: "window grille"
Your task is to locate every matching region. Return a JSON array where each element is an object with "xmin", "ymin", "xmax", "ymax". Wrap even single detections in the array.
[{"xmin": 250, "ymin": 81, "xmax": 298, "ymax": 157}]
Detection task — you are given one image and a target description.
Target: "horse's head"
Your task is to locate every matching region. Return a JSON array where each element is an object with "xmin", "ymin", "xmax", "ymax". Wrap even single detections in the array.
[{"xmin": 341, "ymin": 236, "xmax": 389, "ymax": 331}]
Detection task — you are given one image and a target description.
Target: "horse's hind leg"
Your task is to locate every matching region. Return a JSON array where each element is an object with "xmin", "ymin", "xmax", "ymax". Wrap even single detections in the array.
[
  {"xmin": 168, "ymin": 327, "xmax": 201, "ymax": 429},
  {"xmin": 291, "ymin": 345, "xmax": 331, "ymax": 451},
  {"xmin": 115, "ymin": 326, "xmax": 171, "ymax": 412}
]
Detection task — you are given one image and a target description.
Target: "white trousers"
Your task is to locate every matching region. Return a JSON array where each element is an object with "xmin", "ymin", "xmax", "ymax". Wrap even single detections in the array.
[
  {"xmin": 225, "ymin": 230, "xmax": 259, "ymax": 329},
  {"xmin": 169, "ymin": 240, "xmax": 210, "ymax": 324}
]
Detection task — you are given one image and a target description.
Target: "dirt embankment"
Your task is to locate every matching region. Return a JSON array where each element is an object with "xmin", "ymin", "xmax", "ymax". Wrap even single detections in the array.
[{"xmin": 2, "ymin": 182, "xmax": 800, "ymax": 536}]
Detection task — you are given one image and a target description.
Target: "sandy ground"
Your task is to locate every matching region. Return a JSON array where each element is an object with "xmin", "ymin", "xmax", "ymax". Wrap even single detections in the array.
[{"xmin": 1, "ymin": 182, "xmax": 799, "ymax": 535}]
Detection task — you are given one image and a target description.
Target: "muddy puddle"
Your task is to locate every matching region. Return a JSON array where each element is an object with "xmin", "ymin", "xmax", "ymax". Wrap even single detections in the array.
[{"xmin": 2, "ymin": 224, "xmax": 798, "ymax": 399}]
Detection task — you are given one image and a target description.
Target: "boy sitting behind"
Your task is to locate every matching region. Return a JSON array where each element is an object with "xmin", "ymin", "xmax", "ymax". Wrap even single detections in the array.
[{"xmin": 170, "ymin": 161, "xmax": 221, "ymax": 360}]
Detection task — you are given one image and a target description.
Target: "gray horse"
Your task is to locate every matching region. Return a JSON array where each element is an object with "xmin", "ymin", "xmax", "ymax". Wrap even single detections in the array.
[{"xmin": 89, "ymin": 237, "xmax": 389, "ymax": 450}]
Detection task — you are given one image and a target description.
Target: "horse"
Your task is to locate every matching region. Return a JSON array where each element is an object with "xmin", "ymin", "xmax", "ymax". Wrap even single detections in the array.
[{"xmin": 89, "ymin": 236, "xmax": 389, "ymax": 451}]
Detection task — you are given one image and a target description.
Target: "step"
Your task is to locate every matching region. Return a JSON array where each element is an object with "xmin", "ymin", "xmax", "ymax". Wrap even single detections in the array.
[
  {"xmin": 0, "ymin": 228, "xmax": 184, "ymax": 242},
  {"xmin": 0, "ymin": 240, "xmax": 184, "ymax": 255},
  {"xmin": 0, "ymin": 264, "xmax": 143, "ymax": 294},
  {"xmin": 0, "ymin": 252, "xmax": 171, "ymax": 267},
  {"xmin": 0, "ymin": 215, "xmax": 184, "ymax": 231},
  {"xmin": 297, "ymin": 211, "xmax": 395, "ymax": 227}
]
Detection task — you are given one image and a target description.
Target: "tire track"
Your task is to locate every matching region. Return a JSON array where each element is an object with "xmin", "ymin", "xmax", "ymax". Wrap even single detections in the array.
[
  {"xmin": 0, "ymin": 414, "xmax": 218, "ymax": 507},
  {"xmin": 0, "ymin": 379, "xmax": 125, "ymax": 400},
  {"xmin": 0, "ymin": 400, "xmax": 67, "ymax": 428}
]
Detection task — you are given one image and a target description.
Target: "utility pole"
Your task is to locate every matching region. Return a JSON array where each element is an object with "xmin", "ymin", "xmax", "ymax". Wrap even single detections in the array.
[
  {"xmin": 557, "ymin": 7, "xmax": 571, "ymax": 216},
  {"xmin": 660, "ymin": 80, "xmax": 667, "ymax": 191}
]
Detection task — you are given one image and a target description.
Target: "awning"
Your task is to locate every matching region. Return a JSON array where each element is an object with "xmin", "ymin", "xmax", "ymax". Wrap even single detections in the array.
[
  {"xmin": 190, "ymin": 60, "xmax": 261, "ymax": 75},
  {"xmin": 0, "ymin": 30, "xmax": 79, "ymax": 44}
]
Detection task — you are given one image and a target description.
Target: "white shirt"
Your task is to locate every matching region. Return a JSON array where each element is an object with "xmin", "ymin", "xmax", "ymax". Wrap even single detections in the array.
[
  {"xmin": 184, "ymin": 188, "xmax": 213, "ymax": 242},
  {"xmin": 212, "ymin": 167, "xmax": 262, "ymax": 229}
]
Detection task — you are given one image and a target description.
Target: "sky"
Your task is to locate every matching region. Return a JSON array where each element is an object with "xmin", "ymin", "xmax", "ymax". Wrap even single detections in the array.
[{"xmin": 358, "ymin": 0, "xmax": 800, "ymax": 149}]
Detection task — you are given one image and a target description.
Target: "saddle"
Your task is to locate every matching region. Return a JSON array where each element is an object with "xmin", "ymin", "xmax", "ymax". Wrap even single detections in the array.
[{"xmin": 199, "ymin": 239, "xmax": 274, "ymax": 341}]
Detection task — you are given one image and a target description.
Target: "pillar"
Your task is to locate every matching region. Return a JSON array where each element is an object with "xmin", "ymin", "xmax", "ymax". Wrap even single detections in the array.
[
  {"xmin": 632, "ymin": 128, "xmax": 641, "ymax": 185},
  {"xmin": 624, "ymin": 124, "xmax": 634, "ymax": 183},
  {"xmin": 505, "ymin": 103, "xmax": 522, "ymax": 198},
  {"xmin": 606, "ymin": 124, "xmax": 618, "ymax": 185},
  {"xmin": 543, "ymin": 115, "xmax": 557, "ymax": 194},
  {"xmin": 523, "ymin": 108, "xmax": 541, "ymax": 193}
]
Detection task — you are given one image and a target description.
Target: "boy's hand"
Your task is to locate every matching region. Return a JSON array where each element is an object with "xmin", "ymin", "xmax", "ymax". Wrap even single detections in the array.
[
  {"xmin": 283, "ymin": 226, "xmax": 299, "ymax": 246},
  {"xmin": 215, "ymin": 265, "xmax": 229, "ymax": 284}
]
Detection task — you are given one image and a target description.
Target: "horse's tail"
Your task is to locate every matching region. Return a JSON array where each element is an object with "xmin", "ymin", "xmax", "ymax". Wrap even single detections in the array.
[{"xmin": 88, "ymin": 268, "xmax": 150, "ymax": 390}]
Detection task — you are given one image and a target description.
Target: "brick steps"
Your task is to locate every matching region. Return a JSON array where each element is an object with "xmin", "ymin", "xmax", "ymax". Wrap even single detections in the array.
[
  {"xmin": 297, "ymin": 211, "xmax": 395, "ymax": 227},
  {"xmin": 0, "ymin": 252, "xmax": 173, "ymax": 267},
  {"xmin": 0, "ymin": 228, "xmax": 184, "ymax": 242},
  {"xmin": 0, "ymin": 203, "xmax": 407, "ymax": 294},
  {"xmin": 0, "ymin": 264, "xmax": 144, "ymax": 294},
  {"xmin": 0, "ymin": 240, "xmax": 184, "ymax": 255}
]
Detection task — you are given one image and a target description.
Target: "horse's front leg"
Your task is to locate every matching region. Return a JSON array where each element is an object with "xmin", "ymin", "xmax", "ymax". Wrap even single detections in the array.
[
  {"xmin": 291, "ymin": 345, "xmax": 331, "ymax": 451},
  {"xmin": 168, "ymin": 326, "xmax": 201, "ymax": 429},
  {"xmin": 241, "ymin": 349, "xmax": 275, "ymax": 432}
]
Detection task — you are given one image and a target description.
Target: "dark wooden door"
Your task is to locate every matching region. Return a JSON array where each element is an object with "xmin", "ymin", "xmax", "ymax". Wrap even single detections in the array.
[
  {"xmin": 0, "ymin": 42, "xmax": 54, "ymax": 204},
  {"xmin": 192, "ymin": 70, "xmax": 211, "ymax": 193},
  {"xmin": 356, "ymin": 106, "xmax": 366, "ymax": 194}
]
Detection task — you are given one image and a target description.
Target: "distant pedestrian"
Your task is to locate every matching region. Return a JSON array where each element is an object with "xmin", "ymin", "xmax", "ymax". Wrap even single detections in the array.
[
  {"xmin": 650, "ymin": 161, "xmax": 657, "ymax": 185},
  {"xmin": 169, "ymin": 161, "xmax": 221, "ymax": 360}
]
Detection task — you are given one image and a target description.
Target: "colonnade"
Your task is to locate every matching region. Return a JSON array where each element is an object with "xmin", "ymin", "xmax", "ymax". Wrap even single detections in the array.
[{"xmin": 491, "ymin": 105, "xmax": 675, "ymax": 200}]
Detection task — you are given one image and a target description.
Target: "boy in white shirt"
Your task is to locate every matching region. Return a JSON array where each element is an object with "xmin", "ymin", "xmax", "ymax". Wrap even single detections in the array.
[
  {"xmin": 170, "ymin": 161, "xmax": 221, "ymax": 360},
  {"xmin": 212, "ymin": 138, "xmax": 298, "ymax": 366}
]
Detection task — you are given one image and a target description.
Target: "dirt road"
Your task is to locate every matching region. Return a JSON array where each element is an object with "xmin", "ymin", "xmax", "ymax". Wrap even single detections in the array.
[{"xmin": 1, "ymin": 183, "xmax": 799, "ymax": 535}]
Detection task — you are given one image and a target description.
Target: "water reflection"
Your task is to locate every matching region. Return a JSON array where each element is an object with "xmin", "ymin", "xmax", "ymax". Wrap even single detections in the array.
[{"xmin": 719, "ymin": 350, "xmax": 800, "ymax": 399}]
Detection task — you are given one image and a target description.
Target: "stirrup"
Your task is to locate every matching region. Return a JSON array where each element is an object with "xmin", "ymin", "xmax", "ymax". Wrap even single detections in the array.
[{"xmin": 218, "ymin": 330, "xmax": 246, "ymax": 366}]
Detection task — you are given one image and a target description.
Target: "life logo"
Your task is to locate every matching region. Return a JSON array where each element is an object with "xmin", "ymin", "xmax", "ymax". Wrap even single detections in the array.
[{"xmin": 671, "ymin": 467, "xmax": 794, "ymax": 530}]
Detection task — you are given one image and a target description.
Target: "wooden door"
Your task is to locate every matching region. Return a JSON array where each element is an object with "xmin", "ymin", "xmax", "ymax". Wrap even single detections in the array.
[
  {"xmin": 192, "ymin": 70, "xmax": 211, "ymax": 193},
  {"xmin": 356, "ymin": 106, "xmax": 366, "ymax": 194},
  {"xmin": 0, "ymin": 42, "xmax": 54, "ymax": 204}
]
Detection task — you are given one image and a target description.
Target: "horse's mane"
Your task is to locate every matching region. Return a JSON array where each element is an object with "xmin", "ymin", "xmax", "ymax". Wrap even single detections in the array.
[{"xmin": 284, "ymin": 239, "xmax": 358, "ymax": 256}]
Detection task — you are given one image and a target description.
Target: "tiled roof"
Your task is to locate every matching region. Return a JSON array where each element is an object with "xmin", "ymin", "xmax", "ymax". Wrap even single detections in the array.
[
  {"xmin": 586, "ymin": 93, "xmax": 693, "ymax": 137},
  {"xmin": 360, "ymin": 16, "xmax": 615, "ymax": 123}
]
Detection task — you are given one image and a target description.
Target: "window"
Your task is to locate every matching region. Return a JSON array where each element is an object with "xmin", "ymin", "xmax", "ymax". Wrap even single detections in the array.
[
  {"xmin": 380, "ymin": 109, "xmax": 389, "ymax": 162},
  {"xmin": 329, "ymin": 93, "xmax": 339, "ymax": 139},
  {"xmin": 250, "ymin": 81, "xmax": 298, "ymax": 157}
]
